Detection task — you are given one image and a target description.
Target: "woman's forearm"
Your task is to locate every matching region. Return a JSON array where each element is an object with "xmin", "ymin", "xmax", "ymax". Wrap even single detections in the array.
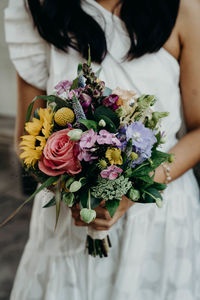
[
  {"xmin": 15, "ymin": 74, "xmax": 46, "ymax": 155},
  {"xmin": 155, "ymin": 127, "xmax": 200, "ymax": 183}
]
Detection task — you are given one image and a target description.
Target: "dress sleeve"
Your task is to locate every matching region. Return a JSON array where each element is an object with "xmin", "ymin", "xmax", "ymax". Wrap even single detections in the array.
[{"xmin": 4, "ymin": 0, "xmax": 49, "ymax": 91}]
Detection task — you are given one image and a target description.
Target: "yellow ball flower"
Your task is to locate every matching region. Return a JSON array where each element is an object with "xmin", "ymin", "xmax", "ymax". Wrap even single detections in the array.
[
  {"xmin": 105, "ymin": 148, "xmax": 123, "ymax": 165},
  {"xmin": 54, "ymin": 107, "xmax": 75, "ymax": 126}
]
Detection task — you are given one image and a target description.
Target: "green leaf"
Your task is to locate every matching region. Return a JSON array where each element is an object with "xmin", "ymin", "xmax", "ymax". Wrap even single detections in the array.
[
  {"xmin": 55, "ymin": 179, "xmax": 61, "ymax": 231},
  {"xmin": 143, "ymin": 187, "xmax": 162, "ymax": 203},
  {"xmin": 77, "ymin": 63, "xmax": 83, "ymax": 75},
  {"xmin": 106, "ymin": 199, "xmax": 120, "ymax": 217},
  {"xmin": 78, "ymin": 119, "xmax": 98, "ymax": 131},
  {"xmin": 137, "ymin": 175, "xmax": 154, "ymax": 184},
  {"xmin": 151, "ymin": 182, "xmax": 167, "ymax": 191},
  {"xmin": 87, "ymin": 45, "xmax": 92, "ymax": 67},
  {"xmin": 94, "ymin": 106, "xmax": 120, "ymax": 128},
  {"xmin": 79, "ymin": 188, "xmax": 88, "ymax": 208},
  {"xmin": 0, "ymin": 176, "xmax": 58, "ymax": 228},
  {"xmin": 70, "ymin": 77, "xmax": 79, "ymax": 90},
  {"xmin": 25, "ymin": 95, "xmax": 68, "ymax": 122},
  {"xmin": 97, "ymin": 115, "xmax": 117, "ymax": 133},
  {"xmin": 43, "ymin": 197, "xmax": 56, "ymax": 208}
]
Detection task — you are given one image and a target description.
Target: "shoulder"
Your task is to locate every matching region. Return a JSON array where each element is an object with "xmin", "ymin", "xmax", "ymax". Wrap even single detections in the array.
[{"xmin": 177, "ymin": 0, "xmax": 200, "ymax": 44}]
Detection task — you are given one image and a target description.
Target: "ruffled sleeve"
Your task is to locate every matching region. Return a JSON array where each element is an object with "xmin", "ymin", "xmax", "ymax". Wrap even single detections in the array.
[{"xmin": 4, "ymin": 0, "xmax": 49, "ymax": 90}]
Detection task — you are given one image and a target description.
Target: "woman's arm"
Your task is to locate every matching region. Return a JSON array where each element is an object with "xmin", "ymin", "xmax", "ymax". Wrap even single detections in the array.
[
  {"xmin": 155, "ymin": 0, "xmax": 200, "ymax": 183},
  {"xmin": 15, "ymin": 74, "xmax": 46, "ymax": 156}
]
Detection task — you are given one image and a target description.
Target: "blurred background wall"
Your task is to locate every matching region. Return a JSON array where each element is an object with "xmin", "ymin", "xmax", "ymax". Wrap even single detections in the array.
[{"xmin": 0, "ymin": 0, "xmax": 17, "ymax": 116}]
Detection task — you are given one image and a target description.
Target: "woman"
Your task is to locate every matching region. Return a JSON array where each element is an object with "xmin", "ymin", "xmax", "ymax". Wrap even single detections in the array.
[{"xmin": 5, "ymin": 0, "xmax": 200, "ymax": 299}]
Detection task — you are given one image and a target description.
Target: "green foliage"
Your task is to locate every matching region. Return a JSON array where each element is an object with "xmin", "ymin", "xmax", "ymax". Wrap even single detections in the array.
[
  {"xmin": 106, "ymin": 199, "xmax": 120, "ymax": 217},
  {"xmin": 142, "ymin": 187, "xmax": 162, "ymax": 204},
  {"xmin": 78, "ymin": 119, "xmax": 98, "ymax": 131},
  {"xmin": 94, "ymin": 106, "xmax": 120, "ymax": 128},
  {"xmin": 43, "ymin": 197, "xmax": 56, "ymax": 208},
  {"xmin": 70, "ymin": 77, "xmax": 79, "ymax": 90},
  {"xmin": 25, "ymin": 95, "xmax": 68, "ymax": 122},
  {"xmin": 97, "ymin": 115, "xmax": 117, "ymax": 133}
]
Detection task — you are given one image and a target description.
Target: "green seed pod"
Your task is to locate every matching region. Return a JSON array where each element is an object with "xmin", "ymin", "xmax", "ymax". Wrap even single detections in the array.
[
  {"xmin": 63, "ymin": 193, "xmax": 74, "ymax": 207},
  {"xmin": 65, "ymin": 177, "xmax": 75, "ymax": 189},
  {"xmin": 80, "ymin": 208, "xmax": 96, "ymax": 224},
  {"xmin": 128, "ymin": 188, "xmax": 140, "ymax": 201},
  {"xmin": 69, "ymin": 181, "xmax": 82, "ymax": 193}
]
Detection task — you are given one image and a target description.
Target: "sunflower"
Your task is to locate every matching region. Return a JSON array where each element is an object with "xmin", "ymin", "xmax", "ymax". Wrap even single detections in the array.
[
  {"xmin": 105, "ymin": 148, "xmax": 123, "ymax": 165},
  {"xmin": 25, "ymin": 118, "xmax": 43, "ymax": 136},
  {"xmin": 20, "ymin": 135, "xmax": 46, "ymax": 167},
  {"xmin": 38, "ymin": 107, "xmax": 54, "ymax": 138}
]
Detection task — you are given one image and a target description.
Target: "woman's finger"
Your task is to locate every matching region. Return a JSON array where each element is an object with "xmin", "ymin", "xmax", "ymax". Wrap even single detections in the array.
[
  {"xmin": 90, "ymin": 217, "xmax": 112, "ymax": 230},
  {"xmin": 94, "ymin": 206, "xmax": 111, "ymax": 220}
]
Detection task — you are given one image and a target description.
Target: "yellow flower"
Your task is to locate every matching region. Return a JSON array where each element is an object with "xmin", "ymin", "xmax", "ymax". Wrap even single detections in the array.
[
  {"xmin": 38, "ymin": 107, "xmax": 54, "ymax": 138},
  {"xmin": 105, "ymin": 148, "xmax": 123, "ymax": 165},
  {"xmin": 54, "ymin": 107, "xmax": 75, "ymax": 126},
  {"xmin": 24, "ymin": 107, "xmax": 54, "ymax": 138},
  {"xmin": 25, "ymin": 118, "xmax": 43, "ymax": 136},
  {"xmin": 20, "ymin": 135, "xmax": 46, "ymax": 167}
]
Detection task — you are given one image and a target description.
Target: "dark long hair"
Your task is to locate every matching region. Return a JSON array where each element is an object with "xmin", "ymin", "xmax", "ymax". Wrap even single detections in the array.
[{"xmin": 27, "ymin": 0, "xmax": 180, "ymax": 63}]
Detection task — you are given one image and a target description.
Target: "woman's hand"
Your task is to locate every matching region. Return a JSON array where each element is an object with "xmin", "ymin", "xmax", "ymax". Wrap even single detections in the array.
[{"xmin": 71, "ymin": 196, "xmax": 134, "ymax": 231}]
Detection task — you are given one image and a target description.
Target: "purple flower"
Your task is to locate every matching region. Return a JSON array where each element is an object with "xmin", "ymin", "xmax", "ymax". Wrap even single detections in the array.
[
  {"xmin": 101, "ymin": 165, "xmax": 123, "ymax": 180},
  {"xmin": 68, "ymin": 89, "xmax": 79, "ymax": 100},
  {"xmin": 78, "ymin": 149, "xmax": 98, "ymax": 162},
  {"xmin": 79, "ymin": 129, "xmax": 97, "ymax": 149},
  {"xmin": 125, "ymin": 121, "xmax": 157, "ymax": 165},
  {"xmin": 103, "ymin": 94, "xmax": 118, "ymax": 106},
  {"xmin": 96, "ymin": 130, "xmax": 121, "ymax": 146},
  {"xmin": 80, "ymin": 93, "xmax": 92, "ymax": 111},
  {"xmin": 55, "ymin": 80, "xmax": 72, "ymax": 95}
]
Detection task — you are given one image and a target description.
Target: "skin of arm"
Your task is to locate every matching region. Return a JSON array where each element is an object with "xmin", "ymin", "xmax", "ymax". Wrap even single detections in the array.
[{"xmin": 72, "ymin": 0, "xmax": 200, "ymax": 230}]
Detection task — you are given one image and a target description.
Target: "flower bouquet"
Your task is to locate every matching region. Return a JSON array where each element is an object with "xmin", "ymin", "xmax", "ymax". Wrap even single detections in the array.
[{"xmin": 0, "ymin": 53, "xmax": 173, "ymax": 257}]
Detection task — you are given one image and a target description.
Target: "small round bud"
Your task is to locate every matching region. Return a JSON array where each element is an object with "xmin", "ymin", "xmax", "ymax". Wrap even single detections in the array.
[
  {"xmin": 99, "ymin": 119, "xmax": 106, "ymax": 127},
  {"xmin": 99, "ymin": 159, "xmax": 107, "ymax": 168},
  {"xmin": 130, "ymin": 152, "xmax": 138, "ymax": 161},
  {"xmin": 168, "ymin": 154, "xmax": 175, "ymax": 163}
]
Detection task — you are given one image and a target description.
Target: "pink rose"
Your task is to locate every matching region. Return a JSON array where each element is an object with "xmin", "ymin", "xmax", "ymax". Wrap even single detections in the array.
[{"xmin": 39, "ymin": 128, "xmax": 82, "ymax": 176}]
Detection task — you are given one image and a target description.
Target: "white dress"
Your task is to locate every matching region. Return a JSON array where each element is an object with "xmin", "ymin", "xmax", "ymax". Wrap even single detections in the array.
[{"xmin": 5, "ymin": 0, "xmax": 200, "ymax": 299}]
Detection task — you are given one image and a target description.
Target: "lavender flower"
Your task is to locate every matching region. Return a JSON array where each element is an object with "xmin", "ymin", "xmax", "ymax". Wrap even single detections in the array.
[
  {"xmin": 54, "ymin": 80, "xmax": 72, "ymax": 95},
  {"xmin": 125, "ymin": 121, "xmax": 157, "ymax": 165}
]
